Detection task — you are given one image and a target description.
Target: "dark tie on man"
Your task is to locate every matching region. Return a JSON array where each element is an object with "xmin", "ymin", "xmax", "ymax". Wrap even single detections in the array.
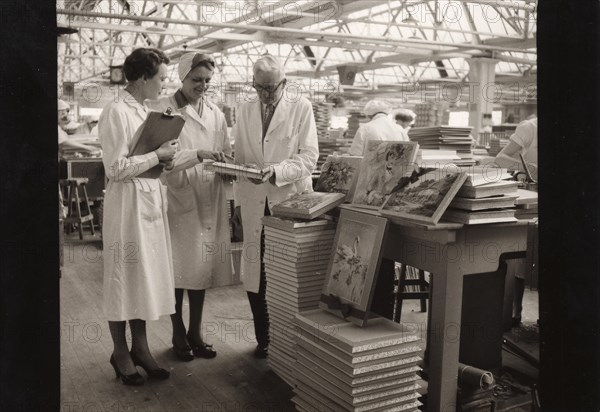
[{"xmin": 262, "ymin": 104, "xmax": 275, "ymax": 140}]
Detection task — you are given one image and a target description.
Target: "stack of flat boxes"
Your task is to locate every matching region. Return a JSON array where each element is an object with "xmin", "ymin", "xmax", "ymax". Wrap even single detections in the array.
[
  {"xmin": 293, "ymin": 310, "xmax": 423, "ymax": 412},
  {"xmin": 262, "ymin": 216, "xmax": 337, "ymax": 386}
]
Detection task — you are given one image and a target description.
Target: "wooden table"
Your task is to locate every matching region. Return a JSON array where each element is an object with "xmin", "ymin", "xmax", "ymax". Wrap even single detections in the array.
[{"xmin": 341, "ymin": 205, "xmax": 531, "ymax": 411}]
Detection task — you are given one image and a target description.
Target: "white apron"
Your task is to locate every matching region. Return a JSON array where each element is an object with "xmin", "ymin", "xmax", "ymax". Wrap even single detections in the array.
[{"xmin": 147, "ymin": 94, "xmax": 234, "ymax": 290}]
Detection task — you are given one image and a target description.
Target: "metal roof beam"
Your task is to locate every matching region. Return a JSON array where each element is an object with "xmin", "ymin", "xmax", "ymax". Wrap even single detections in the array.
[
  {"xmin": 63, "ymin": 20, "xmax": 265, "ymax": 42},
  {"xmin": 57, "ymin": 9, "xmax": 534, "ymax": 54}
]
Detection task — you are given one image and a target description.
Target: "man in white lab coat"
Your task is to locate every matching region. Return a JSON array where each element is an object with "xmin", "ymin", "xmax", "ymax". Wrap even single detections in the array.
[
  {"xmin": 232, "ymin": 55, "xmax": 319, "ymax": 358},
  {"xmin": 348, "ymin": 100, "xmax": 408, "ymax": 156}
]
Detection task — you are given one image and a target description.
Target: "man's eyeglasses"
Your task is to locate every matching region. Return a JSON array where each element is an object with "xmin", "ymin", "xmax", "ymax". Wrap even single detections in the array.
[{"xmin": 253, "ymin": 79, "xmax": 286, "ymax": 94}]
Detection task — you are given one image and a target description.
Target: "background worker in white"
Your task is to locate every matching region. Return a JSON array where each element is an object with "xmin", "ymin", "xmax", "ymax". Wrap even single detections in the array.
[
  {"xmin": 147, "ymin": 52, "xmax": 231, "ymax": 361},
  {"xmin": 99, "ymin": 48, "xmax": 177, "ymax": 385},
  {"xmin": 494, "ymin": 116, "xmax": 538, "ymax": 326},
  {"xmin": 348, "ymin": 99, "xmax": 408, "ymax": 156},
  {"xmin": 58, "ymin": 99, "xmax": 98, "ymax": 154},
  {"xmin": 495, "ymin": 116, "xmax": 538, "ymax": 181},
  {"xmin": 232, "ymin": 54, "xmax": 319, "ymax": 358},
  {"xmin": 393, "ymin": 108, "xmax": 417, "ymax": 132}
]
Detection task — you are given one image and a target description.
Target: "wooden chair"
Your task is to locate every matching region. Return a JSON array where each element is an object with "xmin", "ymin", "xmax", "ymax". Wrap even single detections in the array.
[
  {"xmin": 60, "ymin": 178, "xmax": 95, "ymax": 240},
  {"xmin": 393, "ymin": 264, "xmax": 430, "ymax": 323}
]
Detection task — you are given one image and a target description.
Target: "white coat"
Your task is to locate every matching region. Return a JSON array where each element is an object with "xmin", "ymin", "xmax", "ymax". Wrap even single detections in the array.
[
  {"xmin": 232, "ymin": 96, "xmax": 319, "ymax": 293},
  {"xmin": 147, "ymin": 93, "xmax": 234, "ymax": 290},
  {"xmin": 98, "ymin": 90, "xmax": 175, "ymax": 321},
  {"xmin": 348, "ymin": 113, "xmax": 409, "ymax": 156}
]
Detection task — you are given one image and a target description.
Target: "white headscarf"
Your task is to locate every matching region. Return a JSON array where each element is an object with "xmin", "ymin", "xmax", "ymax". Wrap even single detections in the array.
[
  {"xmin": 58, "ymin": 99, "xmax": 70, "ymax": 111},
  {"xmin": 363, "ymin": 100, "xmax": 392, "ymax": 117},
  {"xmin": 177, "ymin": 52, "xmax": 215, "ymax": 81}
]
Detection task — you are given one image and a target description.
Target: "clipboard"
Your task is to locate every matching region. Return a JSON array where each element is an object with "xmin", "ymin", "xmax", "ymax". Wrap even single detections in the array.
[
  {"xmin": 131, "ymin": 108, "xmax": 185, "ymax": 178},
  {"xmin": 130, "ymin": 108, "xmax": 185, "ymax": 156}
]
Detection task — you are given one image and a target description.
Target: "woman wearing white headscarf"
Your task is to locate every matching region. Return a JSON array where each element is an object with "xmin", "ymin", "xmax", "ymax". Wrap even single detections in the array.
[
  {"xmin": 147, "ymin": 52, "xmax": 232, "ymax": 361},
  {"xmin": 348, "ymin": 99, "xmax": 408, "ymax": 156}
]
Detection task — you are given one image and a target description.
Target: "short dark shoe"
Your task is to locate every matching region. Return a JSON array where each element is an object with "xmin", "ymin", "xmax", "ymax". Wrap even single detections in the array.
[
  {"xmin": 187, "ymin": 332, "xmax": 217, "ymax": 359},
  {"xmin": 172, "ymin": 338, "xmax": 194, "ymax": 362},
  {"xmin": 254, "ymin": 345, "xmax": 268, "ymax": 359}
]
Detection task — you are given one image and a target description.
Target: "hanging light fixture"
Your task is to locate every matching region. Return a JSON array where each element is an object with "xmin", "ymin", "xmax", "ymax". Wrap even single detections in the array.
[
  {"xmin": 402, "ymin": 13, "xmax": 421, "ymax": 40},
  {"xmin": 408, "ymin": 29, "xmax": 422, "ymax": 40},
  {"xmin": 216, "ymin": 59, "xmax": 225, "ymax": 73}
]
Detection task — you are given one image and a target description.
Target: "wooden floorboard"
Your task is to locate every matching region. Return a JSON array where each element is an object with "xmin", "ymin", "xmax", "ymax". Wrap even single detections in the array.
[
  {"xmin": 61, "ymin": 235, "xmax": 539, "ymax": 411},
  {"xmin": 60, "ymin": 240, "xmax": 295, "ymax": 412}
]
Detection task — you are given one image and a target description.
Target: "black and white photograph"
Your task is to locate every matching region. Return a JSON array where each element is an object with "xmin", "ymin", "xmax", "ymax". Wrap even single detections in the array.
[{"xmin": 7, "ymin": 1, "xmax": 600, "ymax": 412}]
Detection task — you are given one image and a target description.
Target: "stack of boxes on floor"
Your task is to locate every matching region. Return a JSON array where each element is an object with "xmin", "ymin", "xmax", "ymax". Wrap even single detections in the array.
[
  {"xmin": 292, "ymin": 310, "xmax": 423, "ymax": 412},
  {"xmin": 261, "ymin": 216, "xmax": 337, "ymax": 386}
]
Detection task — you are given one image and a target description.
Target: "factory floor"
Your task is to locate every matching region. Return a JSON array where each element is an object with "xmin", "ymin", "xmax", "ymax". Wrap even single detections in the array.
[{"xmin": 60, "ymin": 233, "xmax": 539, "ymax": 411}]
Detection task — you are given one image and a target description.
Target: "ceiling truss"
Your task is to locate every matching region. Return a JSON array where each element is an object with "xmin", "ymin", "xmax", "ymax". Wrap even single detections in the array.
[{"xmin": 57, "ymin": 0, "xmax": 537, "ymax": 101}]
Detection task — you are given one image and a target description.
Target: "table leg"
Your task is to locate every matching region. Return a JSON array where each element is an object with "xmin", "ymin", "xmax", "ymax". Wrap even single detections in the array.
[{"xmin": 427, "ymin": 261, "xmax": 463, "ymax": 412}]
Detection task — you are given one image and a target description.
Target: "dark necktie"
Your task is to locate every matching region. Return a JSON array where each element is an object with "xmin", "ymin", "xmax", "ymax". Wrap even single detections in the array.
[{"xmin": 262, "ymin": 104, "xmax": 275, "ymax": 140}]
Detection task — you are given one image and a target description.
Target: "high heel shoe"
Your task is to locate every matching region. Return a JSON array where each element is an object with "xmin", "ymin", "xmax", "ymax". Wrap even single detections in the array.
[
  {"xmin": 109, "ymin": 355, "xmax": 145, "ymax": 386},
  {"xmin": 130, "ymin": 351, "xmax": 170, "ymax": 380},
  {"xmin": 171, "ymin": 337, "xmax": 194, "ymax": 362},
  {"xmin": 187, "ymin": 331, "xmax": 217, "ymax": 359}
]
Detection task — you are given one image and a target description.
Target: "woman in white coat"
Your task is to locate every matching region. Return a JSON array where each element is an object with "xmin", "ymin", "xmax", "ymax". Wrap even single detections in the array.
[
  {"xmin": 99, "ymin": 48, "xmax": 178, "ymax": 385},
  {"xmin": 147, "ymin": 53, "xmax": 232, "ymax": 361}
]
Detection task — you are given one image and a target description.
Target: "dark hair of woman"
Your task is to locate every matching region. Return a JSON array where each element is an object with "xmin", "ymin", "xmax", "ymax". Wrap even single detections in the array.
[
  {"xmin": 123, "ymin": 48, "xmax": 170, "ymax": 82},
  {"xmin": 395, "ymin": 112, "xmax": 413, "ymax": 123}
]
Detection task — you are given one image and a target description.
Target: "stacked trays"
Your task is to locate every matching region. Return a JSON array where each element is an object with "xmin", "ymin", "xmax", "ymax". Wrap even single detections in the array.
[
  {"xmin": 413, "ymin": 102, "xmax": 449, "ymax": 128},
  {"xmin": 313, "ymin": 102, "xmax": 334, "ymax": 140},
  {"xmin": 409, "ymin": 126, "xmax": 475, "ymax": 166},
  {"xmin": 347, "ymin": 110, "xmax": 369, "ymax": 140},
  {"xmin": 317, "ymin": 137, "xmax": 355, "ymax": 169},
  {"xmin": 293, "ymin": 309, "xmax": 423, "ymax": 412},
  {"xmin": 313, "ymin": 102, "xmax": 352, "ymax": 167},
  {"xmin": 488, "ymin": 138, "xmax": 509, "ymax": 156},
  {"xmin": 262, "ymin": 216, "xmax": 337, "ymax": 386}
]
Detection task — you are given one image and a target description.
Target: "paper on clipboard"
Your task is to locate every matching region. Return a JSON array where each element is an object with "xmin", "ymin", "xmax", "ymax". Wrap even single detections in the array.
[
  {"xmin": 130, "ymin": 108, "xmax": 185, "ymax": 178},
  {"xmin": 130, "ymin": 108, "xmax": 185, "ymax": 156}
]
